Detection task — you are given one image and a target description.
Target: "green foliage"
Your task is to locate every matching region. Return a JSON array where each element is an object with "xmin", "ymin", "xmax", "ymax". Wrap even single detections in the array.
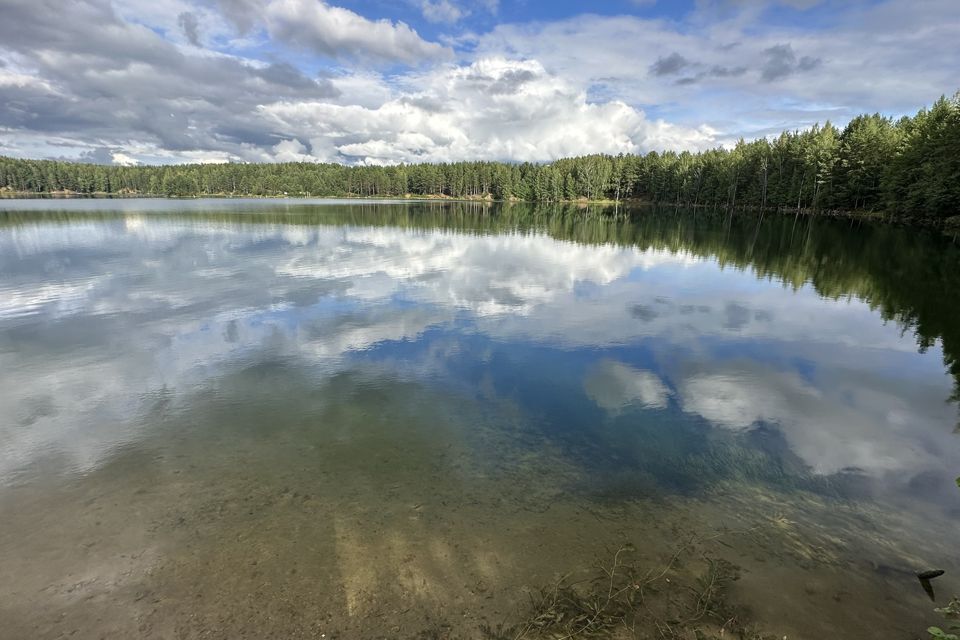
[
  {"xmin": 935, "ymin": 597, "xmax": 960, "ymax": 620},
  {"xmin": 930, "ymin": 597, "xmax": 960, "ymax": 640},
  {"xmin": 479, "ymin": 542, "xmax": 769, "ymax": 640},
  {"xmin": 1, "ymin": 92, "xmax": 958, "ymax": 222}
]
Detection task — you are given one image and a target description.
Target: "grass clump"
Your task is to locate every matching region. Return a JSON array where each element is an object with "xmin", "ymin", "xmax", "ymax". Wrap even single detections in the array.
[{"xmin": 480, "ymin": 534, "xmax": 776, "ymax": 640}]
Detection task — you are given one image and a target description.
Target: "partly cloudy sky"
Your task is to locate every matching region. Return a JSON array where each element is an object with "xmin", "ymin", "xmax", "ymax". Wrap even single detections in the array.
[{"xmin": 0, "ymin": 0, "xmax": 957, "ymax": 165}]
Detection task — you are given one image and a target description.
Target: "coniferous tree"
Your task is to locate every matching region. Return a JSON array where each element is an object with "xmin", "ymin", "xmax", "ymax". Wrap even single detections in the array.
[{"xmin": 1, "ymin": 92, "xmax": 958, "ymax": 223}]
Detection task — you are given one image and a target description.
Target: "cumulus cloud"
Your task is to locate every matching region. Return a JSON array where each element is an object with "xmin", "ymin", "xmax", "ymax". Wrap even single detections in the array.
[
  {"xmin": 269, "ymin": 138, "xmax": 314, "ymax": 162},
  {"xmin": 260, "ymin": 57, "xmax": 719, "ymax": 164},
  {"xmin": 111, "ymin": 151, "xmax": 140, "ymax": 165},
  {"xmin": 68, "ymin": 146, "xmax": 139, "ymax": 166},
  {"xmin": 2, "ymin": 0, "xmax": 719, "ymax": 163},
  {"xmin": 470, "ymin": 2, "xmax": 960, "ymax": 140},
  {"xmin": 1, "ymin": 0, "xmax": 958, "ymax": 163},
  {"xmin": 76, "ymin": 147, "xmax": 118, "ymax": 165},
  {"xmin": 265, "ymin": 0, "xmax": 451, "ymax": 63},
  {"xmin": 0, "ymin": 0, "xmax": 341, "ymax": 162}
]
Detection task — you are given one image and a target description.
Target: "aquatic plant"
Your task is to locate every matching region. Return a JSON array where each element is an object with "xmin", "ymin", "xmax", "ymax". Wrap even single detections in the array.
[
  {"xmin": 929, "ymin": 598, "xmax": 960, "ymax": 640},
  {"xmin": 479, "ymin": 535, "xmax": 775, "ymax": 640}
]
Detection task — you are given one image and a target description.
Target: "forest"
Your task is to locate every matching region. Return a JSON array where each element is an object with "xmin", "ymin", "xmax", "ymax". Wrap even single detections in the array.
[{"xmin": 1, "ymin": 92, "xmax": 957, "ymax": 224}]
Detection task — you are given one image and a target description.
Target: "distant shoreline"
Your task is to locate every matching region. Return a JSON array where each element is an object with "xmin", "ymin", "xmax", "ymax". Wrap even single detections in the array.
[
  {"xmin": 2, "ymin": 191, "xmax": 940, "ymax": 231},
  {"xmin": 4, "ymin": 90, "xmax": 958, "ymax": 230},
  {"xmin": 0, "ymin": 190, "xmax": 637, "ymax": 206}
]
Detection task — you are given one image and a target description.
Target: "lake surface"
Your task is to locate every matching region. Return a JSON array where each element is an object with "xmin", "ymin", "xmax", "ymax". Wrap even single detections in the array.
[{"xmin": 1, "ymin": 199, "xmax": 958, "ymax": 639}]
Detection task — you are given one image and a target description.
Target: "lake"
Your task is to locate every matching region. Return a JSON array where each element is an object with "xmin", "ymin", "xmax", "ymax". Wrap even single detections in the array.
[{"xmin": 1, "ymin": 198, "xmax": 958, "ymax": 639}]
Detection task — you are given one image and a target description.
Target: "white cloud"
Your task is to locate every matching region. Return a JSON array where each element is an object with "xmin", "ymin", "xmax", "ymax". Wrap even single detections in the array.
[
  {"xmin": 0, "ymin": 67, "xmax": 57, "ymax": 92},
  {"xmin": 2, "ymin": 0, "xmax": 960, "ymax": 163},
  {"xmin": 112, "ymin": 0, "xmax": 261, "ymax": 50},
  {"xmin": 259, "ymin": 57, "xmax": 719, "ymax": 164},
  {"xmin": 467, "ymin": 1, "xmax": 960, "ymax": 139},
  {"xmin": 265, "ymin": 0, "xmax": 451, "ymax": 63},
  {"xmin": 111, "ymin": 151, "xmax": 140, "ymax": 166},
  {"xmin": 327, "ymin": 71, "xmax": 396, "ymax": 108},
  {"xmin": 417, "ymin": 0, "xmax": 498, "ymax": 24},
  {"xmin": 270, "ymin": 138, "xmax": 314, "ymax": 162},
  {"xmin": 419, "ymin": 0, "xmax": 464, "ymax": 24}
]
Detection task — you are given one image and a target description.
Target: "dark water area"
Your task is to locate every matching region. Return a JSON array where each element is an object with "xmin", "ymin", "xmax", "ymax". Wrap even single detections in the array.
[{"xmin": 1, "ymin": 199, "xmax": 958, "ymax": 639}]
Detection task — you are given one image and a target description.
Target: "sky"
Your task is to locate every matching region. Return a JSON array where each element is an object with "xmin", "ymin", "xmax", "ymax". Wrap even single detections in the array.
[{"xmin": 0, "ymin": 0, "xmax": 957, "ymax": 166}]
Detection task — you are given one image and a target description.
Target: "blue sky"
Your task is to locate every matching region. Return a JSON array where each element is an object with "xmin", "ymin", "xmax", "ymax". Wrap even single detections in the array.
[{"xmin": 0, "ymin": 0, "xmax": 957, "ymax": 165}]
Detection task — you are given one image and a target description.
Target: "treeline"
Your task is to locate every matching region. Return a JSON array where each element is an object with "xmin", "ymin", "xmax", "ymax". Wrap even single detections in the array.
[{"xmin": 1, "ymin": 92, "xmax": 957, "ymax": 222}]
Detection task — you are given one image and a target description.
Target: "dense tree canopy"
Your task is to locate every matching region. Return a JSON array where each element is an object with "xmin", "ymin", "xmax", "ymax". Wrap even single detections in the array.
[{"xmin": 2, "ymin": 92, "xmax": 957, "ymax": 223}]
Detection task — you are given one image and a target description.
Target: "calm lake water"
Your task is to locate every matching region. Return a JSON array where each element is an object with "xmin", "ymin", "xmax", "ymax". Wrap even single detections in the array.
[{"xmin": 1, "ymin": 199, "xmax": 958, "ymax": 639}]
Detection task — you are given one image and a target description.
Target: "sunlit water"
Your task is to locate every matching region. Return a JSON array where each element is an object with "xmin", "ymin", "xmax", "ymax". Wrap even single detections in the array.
[{"xmin": 1, "ymin": 199, "xmax": 958, "ymax": 639}]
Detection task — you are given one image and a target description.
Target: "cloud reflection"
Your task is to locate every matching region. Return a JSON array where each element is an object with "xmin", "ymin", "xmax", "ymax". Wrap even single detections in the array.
[
  {"xmin": 584, "ymin": 360, "xmax": 671, "ymax": 412},
  {"xmin": 0, "ymin": 213, "xmax": 956, "ymax": 494}
]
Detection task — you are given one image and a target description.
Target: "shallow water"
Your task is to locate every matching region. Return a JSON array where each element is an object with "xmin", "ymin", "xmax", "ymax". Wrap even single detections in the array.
[{"xmin": 1, "ymin": 199, "xmax": 958, "ymax": 639}]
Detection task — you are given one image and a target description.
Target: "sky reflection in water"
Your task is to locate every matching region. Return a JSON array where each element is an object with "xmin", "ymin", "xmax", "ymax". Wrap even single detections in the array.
[{"xmin": 0, "ymin": 200, "xmax": 957, "ymax": 516}]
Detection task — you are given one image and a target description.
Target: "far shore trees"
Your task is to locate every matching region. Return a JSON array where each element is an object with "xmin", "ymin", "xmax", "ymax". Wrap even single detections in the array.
[{"xmin": 1, "ymin": 92, "xmax": 957, "ymax": 224}]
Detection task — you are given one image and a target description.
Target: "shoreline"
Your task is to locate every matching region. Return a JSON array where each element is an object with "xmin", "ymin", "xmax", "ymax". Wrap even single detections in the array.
[{"xmin": 0, "ymin": 191, "xmax": 951, "ymax": 231}]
